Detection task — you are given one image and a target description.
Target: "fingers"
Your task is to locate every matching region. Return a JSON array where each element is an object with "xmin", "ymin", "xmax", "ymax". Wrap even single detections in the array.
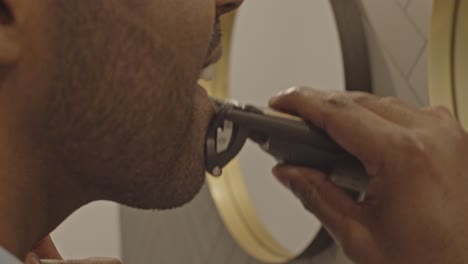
[
  {"xmin": 27, "ymin": 236, "xmax": 121, "ymax": 264},
  {"xmin": 272, "ymin": 165, "xmax": 367, "ymax": 244},
  {"xmin": 24, "ymin": 254, "xmax": 121, "ymax": 264},
  {"xmin": 272, "ymin": 88, "xmax": 419, "ymax": 125},
  {"xmin": 33, "ymin": 236, "xmax": 62, "ymax": 259},
  {"xmin": 272, "ymin": 164, "xmax": 377, "ymax": 262},
  {"xmin": 24, "ymin": 253, "xmax": 41, "ymax": 264},
  {"xmin": 422, "ymin": 105, "xmax": 456, "ymax": 121},
  {"xmin": 39, "ymin": 258, "xmax": 121, "ymax": 264},
  {"xmin": 269, "ymin": 87, "xmax": 400, "ymax": 171}
]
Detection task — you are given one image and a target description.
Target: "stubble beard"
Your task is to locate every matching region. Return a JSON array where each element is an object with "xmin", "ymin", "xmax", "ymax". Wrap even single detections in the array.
[{"xmin": 42, "ymin": 1, "xmax": 208, "ymax": 210}]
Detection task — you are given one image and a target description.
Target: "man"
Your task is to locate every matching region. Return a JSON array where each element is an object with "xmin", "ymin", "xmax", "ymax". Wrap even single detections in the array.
[
  {"xmin": 0, "ymin": 0, "xmax": 241, "ymax": 263},
  {"xmin": 1, "ymin": 1, "xmax": 467, "ymax": 264}
]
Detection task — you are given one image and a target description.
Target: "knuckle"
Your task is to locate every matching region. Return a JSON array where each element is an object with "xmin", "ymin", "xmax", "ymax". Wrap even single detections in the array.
[
  {"xmin": 83, "ymin": 257, "xmax": 122, "ymax": 264},
  {"xmin": 379, "ymin": 96, "xmax": 401, "ymax": 105},
  {"xmin": 462, "ymin": 130, "xmax": 468, "ymax": 151},
  {"xmin": 425, "ymin": 105, "xmax": 454, "ymax": 120},
  {"xmin": 430, "ymin": 105, "xmax": 451, "ymax": 114},
  {"xmin": 394, "ymin": 132, "xmax": 430, "ymax": 165},
  {"xmin": 292, "ymin": 86, "xmax": 310, "ymax": 93},
  {"xmin": 299, "ymin": 179, "xmax": 328, "ymax": 213},
  {"xmin": 100, "ymin": 258, "xmax": 122, "ymax": 264},
  {"xmin": 340, "ymin": 221, "xmax": 366, "ymax": 256},
  {"xmin": 324, "ymin": 92, "xmax": 353, "ymax": 108},
  {"xmin": 341, "ymin": 227, "xmax": 362, "ymax": 255},
  {"xmin": 301, "ymin": 186, "xmax": 321, "ymax": 213},
  {"xmin": 349, "ymin": 91, "xmax": 375, "ymax": 104},
  {"xmin": 445, "ymin": 122, "xmax": 467, "ymax": 146},
  {"xmin": 401, "ymin": 133, "xmax": 424, "ymax": 153},
  {"xmin": 282, "ymin": 86, "xmax": 309, "ymax": 99}
]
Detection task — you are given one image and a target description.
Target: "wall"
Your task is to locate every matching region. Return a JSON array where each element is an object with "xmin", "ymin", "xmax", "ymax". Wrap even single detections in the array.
[
  {"xmin": 51, "ymin": 201, "xmax": 121, "ymax": 260},
  {"xmin": 361, "ymin": 0, "xmax": 432, "ymax": 107}
]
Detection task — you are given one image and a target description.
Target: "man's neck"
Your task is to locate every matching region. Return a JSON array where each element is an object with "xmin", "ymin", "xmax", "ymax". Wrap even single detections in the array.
[
  {"xmin": 0, "ymin": 130, "xmax": 88, "ymax": 259},
  {"xmin": 0, "ymin": 174, "xmax": 45, "ymax": 258}
]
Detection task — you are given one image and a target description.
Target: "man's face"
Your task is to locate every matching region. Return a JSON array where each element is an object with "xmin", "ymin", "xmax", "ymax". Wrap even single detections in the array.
[{"xmin": 10, "ymin": 0, "xmax": 242, "ymax": 209}]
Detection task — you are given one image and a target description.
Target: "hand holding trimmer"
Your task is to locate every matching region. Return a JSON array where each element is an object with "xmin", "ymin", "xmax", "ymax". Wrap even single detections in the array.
[{"xmin": 205, "ymin": 98, "xmax": 369, "ymax": 192}]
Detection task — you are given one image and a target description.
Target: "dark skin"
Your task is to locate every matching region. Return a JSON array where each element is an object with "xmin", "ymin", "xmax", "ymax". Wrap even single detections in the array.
[
  {"xmin": 271, "ymin": 87, "xmax": 468, "ymax": 264},
  {"xmin": 0, "ymin": 0, "xmax": 243, "ymax": 263}
]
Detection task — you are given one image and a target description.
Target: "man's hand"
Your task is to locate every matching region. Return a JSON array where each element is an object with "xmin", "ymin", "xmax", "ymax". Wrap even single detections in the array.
[
  {"xmin": 24, "ymin": 236, "xmax": 121, "ymax": 264},
  {"xmin": 270, "ymin": 87, "xmax": 468, "ymax": 264}
]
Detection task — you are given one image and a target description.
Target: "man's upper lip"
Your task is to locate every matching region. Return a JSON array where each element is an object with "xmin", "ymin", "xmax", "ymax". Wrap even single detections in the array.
[{"xmin": 203, "ymin": 46, "xmax": 223, "ymax": 68}]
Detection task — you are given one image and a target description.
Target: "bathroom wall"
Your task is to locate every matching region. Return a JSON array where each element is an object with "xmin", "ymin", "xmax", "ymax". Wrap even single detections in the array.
[
  {"xmin": 361, "ymin": 0, "xmax": 432, "ymax": 106},
  {"xmin": 53, "ymin": 0, "xmax": 433, "ymax": 263},
  {"xmin": 51, "ymin": 202, "xmax": 121, "ymax": 259}
]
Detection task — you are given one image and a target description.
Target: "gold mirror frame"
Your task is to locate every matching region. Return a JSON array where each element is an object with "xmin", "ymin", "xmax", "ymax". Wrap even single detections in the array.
[
  {"xmin": 200, "ymin": 1, "xmax": 371, "ymax": 262},
  {"xmin": 430, "ymin": 0, "xmax": 467, "ymax": 128}
]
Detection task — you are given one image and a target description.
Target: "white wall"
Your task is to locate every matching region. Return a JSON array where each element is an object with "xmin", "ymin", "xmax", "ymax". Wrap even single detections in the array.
[
  {"xmin": 51, "ymin": 201, "xmax": 121, "ymax": 260},
  {"xmin": 360, "ymin": 0, "xmax": 432, "ymax": 106}
]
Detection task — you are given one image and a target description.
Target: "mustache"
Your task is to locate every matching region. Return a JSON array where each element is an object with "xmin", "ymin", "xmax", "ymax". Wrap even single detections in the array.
[{"xmin": 207, "ymin": 16, "xmax": 222, "ymax": 55}]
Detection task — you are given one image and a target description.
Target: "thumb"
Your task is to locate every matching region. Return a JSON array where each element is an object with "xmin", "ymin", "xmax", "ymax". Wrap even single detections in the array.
[
  {"xmin": 24, "ymin": 253, "xmax": 41, "ymax": 264},
  {"xmin": 40, "ymin": 258, "xmax": 122, "ymax": 264},
  {"xmin": 272, "ymin": 165, "xmax": 369, "ymax": 246},
  {"xmin": 33, "ymin": 236, "xmax": 62, "ymax": 259}
]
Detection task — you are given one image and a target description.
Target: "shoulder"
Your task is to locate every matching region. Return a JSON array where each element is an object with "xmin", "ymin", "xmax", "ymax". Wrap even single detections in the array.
[{"xmin": 0, "ymin": 247, "xmax": 21, "ymax": 264}]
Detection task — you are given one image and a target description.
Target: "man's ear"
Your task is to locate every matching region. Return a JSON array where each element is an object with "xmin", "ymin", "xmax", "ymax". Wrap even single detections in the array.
[{"xmin": 0, "ymin": 0, "xmax": 20, "ymax": 65}]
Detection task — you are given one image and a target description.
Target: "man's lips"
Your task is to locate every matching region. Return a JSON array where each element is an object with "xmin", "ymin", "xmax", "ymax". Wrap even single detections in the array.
[
  {"xmin": 200, "ymin": 46, "xmax": 223, "ymax": 81},
  {"xmin": 203, "ymin": 45, "xmax": 223, "ymax": 68}
]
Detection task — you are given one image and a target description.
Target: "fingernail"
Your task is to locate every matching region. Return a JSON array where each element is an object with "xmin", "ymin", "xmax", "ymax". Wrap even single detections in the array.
[
  {"xmin": 278, "ymin": 87, "xmax": 297, "ymax": 96},
  {"xmin": 270, "ymin": 87, "xmax": 297, "ymax": 102}
]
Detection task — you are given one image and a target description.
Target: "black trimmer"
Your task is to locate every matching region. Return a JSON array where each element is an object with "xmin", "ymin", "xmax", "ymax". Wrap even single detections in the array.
[{"xmin": 205, "ymin": 98, "xmax": 369, "ymax": 192}]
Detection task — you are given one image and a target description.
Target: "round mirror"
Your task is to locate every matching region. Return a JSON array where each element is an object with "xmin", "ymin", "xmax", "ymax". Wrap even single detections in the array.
[
  {"xmin": 429, "ymin": 0, "xmax": 468, "ymax": 128},
  {"xmin": 200, "ymin": 0, "xmax": 370, "ymax": 262}
]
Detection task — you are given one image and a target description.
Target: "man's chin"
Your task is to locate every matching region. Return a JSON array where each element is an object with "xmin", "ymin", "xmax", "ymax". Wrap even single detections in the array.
[
  {"xmin": 118, "ymin": 159, "xmax": 207, "ymax": 211},
  {"xmin": 117, "ymin": 85, "xmax": 213, "ymax": 211},
  {"xmin": 159, "ymin": 170, "xmax": 207, "ymax": 210}
]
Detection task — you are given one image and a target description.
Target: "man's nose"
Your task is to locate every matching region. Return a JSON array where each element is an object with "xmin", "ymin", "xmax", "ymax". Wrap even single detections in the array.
[{"xmin": 216, "ymin": 0, "xmax": 244, "ymax": 15}]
